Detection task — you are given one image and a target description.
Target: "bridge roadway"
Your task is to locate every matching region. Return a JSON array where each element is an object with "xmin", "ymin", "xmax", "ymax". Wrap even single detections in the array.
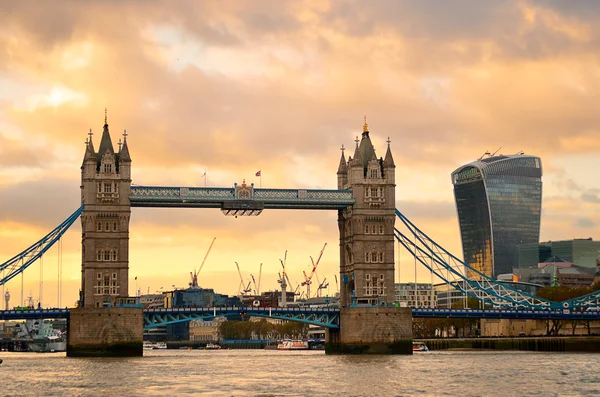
[
  {"xmin": 1, "ymin": 307, "xmax": 599, "ymax": 329},
  {"xmin": 129, "ymin": 186, "xmax": 355, "ymax": 210}
]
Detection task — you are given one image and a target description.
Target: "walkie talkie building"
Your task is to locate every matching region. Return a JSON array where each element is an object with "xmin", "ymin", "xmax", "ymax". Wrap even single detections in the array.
[{"xmin": 451, "ymin": 155, "xmax": 543, "ymax": 279}]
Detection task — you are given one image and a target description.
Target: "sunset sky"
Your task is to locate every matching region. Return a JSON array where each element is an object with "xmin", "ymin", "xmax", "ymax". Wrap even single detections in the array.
[{"xmin": 1, "ymin": 1, "xmax": 600, "ymax": 308}]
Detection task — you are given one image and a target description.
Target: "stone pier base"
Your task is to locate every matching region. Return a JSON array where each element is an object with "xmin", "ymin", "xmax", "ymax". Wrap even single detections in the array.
[
  {"xmin": 325, "ymin": 307, "xmax": 413, "ymax": 354},
  {"xmin": 67, "ymin": 307, "xmax": 143, "ymax": 357}
]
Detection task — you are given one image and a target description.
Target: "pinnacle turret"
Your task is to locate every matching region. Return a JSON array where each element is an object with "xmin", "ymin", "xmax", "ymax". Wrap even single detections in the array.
[
  {"xmin": 337, "ymin": 145, "xmax": 347, "ymax": 175},
  {"xmin": 384, "ymin": 137, "xmax": 395, "ymax": 168},
  {"xmin": 119, "ymin": 130, "xmax": 131, "ymax": 163}
]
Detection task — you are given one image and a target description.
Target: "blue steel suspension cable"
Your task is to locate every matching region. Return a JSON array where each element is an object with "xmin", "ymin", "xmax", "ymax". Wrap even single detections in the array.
[{"xmin": 0, "ymin": 205, "xmax": 83, "ymax": 285}]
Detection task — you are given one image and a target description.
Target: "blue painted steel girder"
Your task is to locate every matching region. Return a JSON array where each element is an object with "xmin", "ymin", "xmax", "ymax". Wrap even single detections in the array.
[
  {"xmin": 413, "ymin": 308, "xmax": 600, "ymax": 321},
  {"xmin": 2, "ymin": 307, "xmax": 599, "ymax": 324},
  {"xmin": 129, "ymin": 186, "xmax": 354, "ymax": 210},
  {"xmin": 143, "ymin": 307, "xmax": 341, "ymax": 329},
  {"xmin": 0, "ymin": 308, "xmax": 69, "ymax": 321}
]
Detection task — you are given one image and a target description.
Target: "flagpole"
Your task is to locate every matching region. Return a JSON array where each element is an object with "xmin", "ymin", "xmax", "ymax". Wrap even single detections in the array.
[{"xmin": 204, "ymin": 169, "xmax": 207, "ymax": 187}]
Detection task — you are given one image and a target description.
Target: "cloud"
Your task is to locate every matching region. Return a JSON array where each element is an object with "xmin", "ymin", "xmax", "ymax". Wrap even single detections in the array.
[
  {"xmin": 2, "ymin": 0, "xmax": 600, "ymax": 302},
  {"xmin": 574, "ymin": 217, "xmax": 596, "ymax": 228},
  {"xmin": 582, "ymin": 189, "xmax": 600, "ymax": 203},
  {"xmin": 0, "ymin": 179, "xmax": 80, "ymax": 227}
]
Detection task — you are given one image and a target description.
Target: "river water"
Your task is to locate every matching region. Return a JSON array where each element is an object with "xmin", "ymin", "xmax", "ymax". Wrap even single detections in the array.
[{"xmin": 2, "ymin": 349, "xmax": 599, "ymax": 396}]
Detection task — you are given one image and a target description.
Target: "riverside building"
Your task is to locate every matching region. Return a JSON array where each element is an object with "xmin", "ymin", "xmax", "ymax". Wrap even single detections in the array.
[{"xmin": 451, "ymin": 154, "xmax": 543, "ymax": 279}]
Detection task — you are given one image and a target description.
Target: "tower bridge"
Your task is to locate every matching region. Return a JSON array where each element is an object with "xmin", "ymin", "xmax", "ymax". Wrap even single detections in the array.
[{"xmin": 2, "ymin": 114, "xmax": 600, "ymax": 356}]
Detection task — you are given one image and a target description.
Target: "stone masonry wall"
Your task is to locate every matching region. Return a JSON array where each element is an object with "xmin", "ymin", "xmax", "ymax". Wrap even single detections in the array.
[{"xmin": 67, "ymin": 307, "xmax": 143, "ymax": 357}]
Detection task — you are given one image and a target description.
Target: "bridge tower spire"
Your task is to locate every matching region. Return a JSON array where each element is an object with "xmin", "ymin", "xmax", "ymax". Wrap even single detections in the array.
[
  {"xmin": 80, "ymin": 116, "xmax": 132, "ymax": 308},
  {"xmin": 338, "ymin": 118, "xmax": 396, "ymax": 307}
]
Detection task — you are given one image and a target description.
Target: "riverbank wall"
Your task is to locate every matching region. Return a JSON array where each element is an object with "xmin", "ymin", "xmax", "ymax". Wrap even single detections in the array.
[{"xmin": 421, "ymin": 337, "xmax": 600, "ymax": 352}]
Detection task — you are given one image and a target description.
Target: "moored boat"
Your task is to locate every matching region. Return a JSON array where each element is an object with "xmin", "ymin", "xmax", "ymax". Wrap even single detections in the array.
[
  {"xmin": 205, "ymin": 343, "xmax": 222, "ymax": 350},
  {"xmin": 413, "ymin": 342, "xmax": 429, "ymax": 353},
  {"xmin": 153, "ymin": 342, "xmax": 167, "ymax": 349},
  {"xmin": 277, "ymin": 340, "xmax": 309, "ymax": 350}
]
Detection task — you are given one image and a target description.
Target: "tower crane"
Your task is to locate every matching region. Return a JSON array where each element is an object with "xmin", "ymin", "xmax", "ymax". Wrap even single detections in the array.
[
  {"xmin": 257, "ymin": 263, "xmax": 262, "ymax": 295},
  {"xmin": 317, "ymin": 277, "xmax": 329, "ymax": 297},
  {"xmin": 235, "ymin": 262, "xmax": 248, "ymax": 295},
  {"xmin": 277, "ymin": 251, "xmax": 288, "ymax": 306},
  {"xmin": 190, "ymin": 237, "xmax": 216, "ymax": 288},
  {"xmin": 302, "ymin": 243, "xmax": 327, "ymax": 299},
  {"xmin": 251, "ymin": 274, "xmax": 258, "ymax": 295}
]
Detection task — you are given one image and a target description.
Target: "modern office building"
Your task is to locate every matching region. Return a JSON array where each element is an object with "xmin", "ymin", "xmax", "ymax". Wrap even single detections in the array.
[
  {"xmin": 518, "ymin": 242, "xmax": 552, "ymax": 269},
  {"xmin": 518, "ymin": 239, "xmax": 600, "ymax": 270},
  {"xmin": 452, "ymin": 154, "xmax": 543, "ymax": 279}
]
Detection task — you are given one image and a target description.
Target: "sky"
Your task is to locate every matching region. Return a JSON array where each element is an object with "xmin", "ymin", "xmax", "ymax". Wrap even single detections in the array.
[{"xmin": 1, "ymin": 0, "xmax": 600, "ymax": 308}]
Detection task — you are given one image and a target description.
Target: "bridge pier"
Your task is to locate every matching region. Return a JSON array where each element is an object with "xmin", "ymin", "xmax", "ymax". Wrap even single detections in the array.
[
  {"xmin": 325, "ymin": 307, "xmax": 412, "ymax": 354},
  {"xmin": 67, "ymin": 307, "xmax": 143, "ymax": 357}
]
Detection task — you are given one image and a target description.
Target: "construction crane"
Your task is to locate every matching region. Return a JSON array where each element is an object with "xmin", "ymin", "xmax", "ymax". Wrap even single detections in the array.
[
  {"xmin": 251, "ymin": 274, "xmax": 258, "ymax": 295},
  {"xmin": 190, "ymin": 237, "xmax": 216, "ymax": 288},
  {"xmin": 257, "ymin": 263, "xmax": 262, "ymax": 295},
  {"xmin": 302, "ymin": 243, "xmax": 327, "ymax": 299},
  {"xmin": 243, "ymin": 281, "xmax": 252, "ymax": 295},
  {"xmin": 235, "ymin": 262, "xmax": 246, "ymax": 295},
  {"xmin": 277, "ymin": 251, "xmax": 288, "ymax": 306},
  {"xmin": 316, "ymin": 277, "xmax": 329, "ymax": 297}
]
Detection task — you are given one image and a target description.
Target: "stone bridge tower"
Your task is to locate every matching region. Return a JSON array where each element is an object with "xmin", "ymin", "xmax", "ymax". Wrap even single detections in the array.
[
  {"xmin": 79, "ymin": 114, "xmax": 132, "ymax": 308},
  {"xmin": 337, "ymin": 118, "xmax": 396, "ymax": 307}
]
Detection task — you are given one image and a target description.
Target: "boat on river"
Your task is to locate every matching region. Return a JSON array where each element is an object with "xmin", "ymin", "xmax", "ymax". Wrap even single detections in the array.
[
  {"xmin": 205, "ymin": 343, "xmax": 222, "ymax": 350},
  {"xmin": 143, "ymin": 341, "xmax": 167, "ymax": 350},
  {"xmin": 413, "ymin": 342, "xmax": 429, "ymax": 353},
  {"xmin": 277, "ymin": 340, "xmax": 308, "ymax": 350}
]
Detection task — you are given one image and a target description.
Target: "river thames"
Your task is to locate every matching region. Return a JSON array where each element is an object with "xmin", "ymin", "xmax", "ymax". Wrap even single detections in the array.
[{"xmin": 2, "ymin": 349, "xmax": 599, "ymax": 396}]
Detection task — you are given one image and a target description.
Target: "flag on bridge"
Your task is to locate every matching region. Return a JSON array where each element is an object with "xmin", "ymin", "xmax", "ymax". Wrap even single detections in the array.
[{"xmin": 255, "ymin": 170, "xmax": 261, "ymax": 177}]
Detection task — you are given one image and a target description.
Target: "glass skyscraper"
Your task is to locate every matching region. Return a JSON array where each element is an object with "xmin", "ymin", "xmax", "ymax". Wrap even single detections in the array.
[{"xmin": 451, "ymin": 155, "xmax": 543, "ymax": 279}]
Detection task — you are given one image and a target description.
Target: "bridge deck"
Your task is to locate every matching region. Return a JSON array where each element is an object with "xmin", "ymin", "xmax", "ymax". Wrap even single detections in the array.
[
  {"xmin": 129, "ymin": 186, "xmax": 355, "ymax": 209},
  {"xmin": 1, "ymin": 307, "xmax": 599, "ymax": 322}
]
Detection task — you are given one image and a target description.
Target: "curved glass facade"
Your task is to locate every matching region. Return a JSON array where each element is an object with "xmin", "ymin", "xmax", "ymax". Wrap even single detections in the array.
[{"xmin": 452, "ymin": 155, "xmax": 542, "ymax": 279}]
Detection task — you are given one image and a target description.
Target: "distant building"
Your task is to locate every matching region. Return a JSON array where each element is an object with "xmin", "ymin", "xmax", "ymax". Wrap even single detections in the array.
[
  {"xmin": 452, "ymin": 154, "xmax": 543, "ymax": 279},
  {"xmin": 394, "ymin": 283, "xmax": 437, "ymax": 308},
  {"xmin": 518, "ymin": 242, "xmax": 552, "ymax": 269},
  {"xmin": 139, "ymin": 293, "xmax": 164, "ymax": 309},
  {"xmin": 189, "ymin": 317, "xmax": 226, "ymax": 342},
  {"xmin": 519, "ymin": 239, "xmax": 600, "ymax": 270},
  {"xmin": 516, "ymin": 259, "xmax": 596, "ymax": 288},
  {"xmin": 164, "ymin": 287, "xmax": 215, "ymax": 308},
  {"xmin": 547, "ymin": 239, "xmax": 600, "ymax": 269}
]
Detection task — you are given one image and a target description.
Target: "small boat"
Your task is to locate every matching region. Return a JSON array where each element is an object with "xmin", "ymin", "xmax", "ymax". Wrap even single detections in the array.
[
  {"xmin": 413, "ymin": 342, "xmax": 429, "ymax": 353},
  {"xmin": 143, "ymin": 341, "xmax": 154, "ymax": 350},
  {"xmin": 205, "ymin": 343, "xmax": 222, "ymax": 350},
  {"xmin": 153, "ymin": 342, "xmax": 167, "ymax": 350},
  {"xmin": 277, "ymin": 340, "xmax": 309, "ymax": 350}
]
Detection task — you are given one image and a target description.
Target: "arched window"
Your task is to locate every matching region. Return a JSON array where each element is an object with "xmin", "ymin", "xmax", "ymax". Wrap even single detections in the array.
[
  {"xmin": 113, "ymin": 222, "xmax": 118, "ymax": 231},
  {"xmin": 97, "ymin": 251, "xmax": 102, "ymax": 261},
  {"xmin": 97, "ymin": 222, "xmax": 102, "ymax": 231}
]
